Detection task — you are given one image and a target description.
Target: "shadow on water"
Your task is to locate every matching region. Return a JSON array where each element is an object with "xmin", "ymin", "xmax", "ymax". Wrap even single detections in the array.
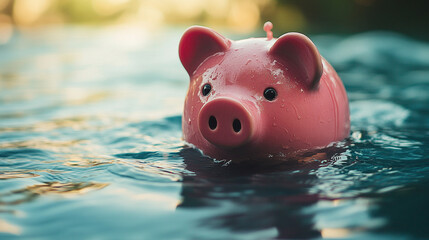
[
  {"xmin": 178, "ymin": 146, "xmax": 348, "ymax": 239},
  {"xmin": 369, "ymin": 179, "xmax": 429, "ymax": 238}
]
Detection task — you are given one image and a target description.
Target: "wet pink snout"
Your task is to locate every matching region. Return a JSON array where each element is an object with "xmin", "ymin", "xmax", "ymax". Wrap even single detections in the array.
[{"xmin": 198, "ymin": 97, "xmax": 256, "ymax": 148}]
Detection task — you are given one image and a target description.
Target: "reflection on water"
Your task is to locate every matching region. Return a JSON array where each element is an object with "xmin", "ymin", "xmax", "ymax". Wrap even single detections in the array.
[
  {"xmin": 0, "ymin": 26, "xmax": 429, "ymax": 239},
  {"xmin": 0, "ymin": 171, "xmax": 39, "ymax": 179},
  {"xmin": 0, "ymin": 182, "xmax": 108, "ymax": 205},
  {"xmin": 0, "ymin": 219, "xmax": 21, "ymax": 235}
]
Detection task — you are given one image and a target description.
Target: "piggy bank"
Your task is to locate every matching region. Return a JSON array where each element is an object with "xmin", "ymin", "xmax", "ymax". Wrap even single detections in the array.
[{"xmin": 179, "ymin": 23, "xmax": 350, "ymax": 162}]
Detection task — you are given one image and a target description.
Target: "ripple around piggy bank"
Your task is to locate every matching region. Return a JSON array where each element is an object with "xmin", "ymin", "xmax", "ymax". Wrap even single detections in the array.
[{"xmin": 179, "ymin": 23, "xmax": 350, "ymax": 162}]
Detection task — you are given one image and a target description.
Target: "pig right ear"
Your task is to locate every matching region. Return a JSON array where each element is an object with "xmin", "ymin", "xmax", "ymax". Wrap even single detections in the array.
[
  {"xmin": 269, "ymin": 33, "xmax": 323, "ymax": 90},
  {"xmin": 179, "ymin": 26, "xmax": 231, "ymax": 76}
]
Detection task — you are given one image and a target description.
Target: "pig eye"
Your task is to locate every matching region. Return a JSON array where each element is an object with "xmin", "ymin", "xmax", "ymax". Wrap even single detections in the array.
[
  {"xmin": 264, "ymin": 87, "xmax": 277, "ymax": 101},
  {"xmin": 202, "ymin": 84, "xmax": 211, "ymax": 96}
]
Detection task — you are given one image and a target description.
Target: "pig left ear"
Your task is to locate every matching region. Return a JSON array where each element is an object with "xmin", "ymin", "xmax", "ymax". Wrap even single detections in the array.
[
  {"xmin": 269, "ymin": 33, "xmax": 323, "ymax": 90},
  {"xmin": 179, "ymin": 26, "xmax": 231, "ymax": 76}
]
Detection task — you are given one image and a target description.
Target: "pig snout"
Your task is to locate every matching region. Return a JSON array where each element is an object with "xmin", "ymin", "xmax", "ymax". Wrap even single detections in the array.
[{"xmin": 198, "ymin": 97, "xmax": 257, "ymax": 148}]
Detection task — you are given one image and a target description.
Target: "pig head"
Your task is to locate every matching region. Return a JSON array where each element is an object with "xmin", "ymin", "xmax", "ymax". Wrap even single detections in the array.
[{"xmin": 179, "ymin": 26, "xmax": 350, "ymax": 162}]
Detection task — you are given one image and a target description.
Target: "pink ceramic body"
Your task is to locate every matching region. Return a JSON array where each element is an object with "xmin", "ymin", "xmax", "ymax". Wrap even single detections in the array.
[{"xmin": 179, "ymin": 26, "xmax": 350, "ymax": 161}]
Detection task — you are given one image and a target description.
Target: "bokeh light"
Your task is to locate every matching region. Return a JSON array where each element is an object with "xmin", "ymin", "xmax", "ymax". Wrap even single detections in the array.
[
  {"xmin": 0, "ymin": 14, "xmax": 13, "ymax": 44},
  {"xmin": 0, "ymin": 0, "xmax": 427, "ymax": 46},
  {"xmin": 13, "ymin": 0, "xmax": 52, "ymax": 26}
]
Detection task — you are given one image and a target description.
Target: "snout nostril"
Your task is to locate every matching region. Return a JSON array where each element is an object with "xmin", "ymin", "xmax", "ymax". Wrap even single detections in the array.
[
  {"xmin": 209, "ymin": 116, "xmax": 217, "ymax": 130},
  {"xmin": 233, "ymin": 119, "xmax": 241, "ymax": 133}
]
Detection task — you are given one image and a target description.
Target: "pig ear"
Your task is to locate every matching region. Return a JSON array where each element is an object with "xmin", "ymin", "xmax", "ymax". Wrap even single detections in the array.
[
  {"xmin": 179, "ymin": 26, "xmax": 231, "ymax": 76},
  {"xmin": 269, "ymin": 33, "xmax": 323, "ymax": 90}
]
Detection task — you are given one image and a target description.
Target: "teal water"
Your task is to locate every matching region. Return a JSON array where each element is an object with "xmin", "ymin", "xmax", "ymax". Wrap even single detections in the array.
[{"xmin": 1, "ymin": 26, "xmax": 429, "ymax": 239}]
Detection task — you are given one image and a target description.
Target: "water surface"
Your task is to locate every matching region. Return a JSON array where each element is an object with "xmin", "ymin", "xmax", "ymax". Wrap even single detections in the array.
[{"xmin": 1, "ymin": 26, "xmax": 429, "ymax": 239}]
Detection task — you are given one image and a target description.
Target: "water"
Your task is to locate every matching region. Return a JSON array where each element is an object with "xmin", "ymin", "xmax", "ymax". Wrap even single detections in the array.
[{"xmin": 1, "ymin": 26, "xmax": 429, "ymax": 239}]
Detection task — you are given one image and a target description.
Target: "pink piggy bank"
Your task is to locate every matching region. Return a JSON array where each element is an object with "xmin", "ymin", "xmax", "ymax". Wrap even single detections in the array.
[{"xmin": 179, "ymin": 23, "xmax": 350, "ymax": 162}]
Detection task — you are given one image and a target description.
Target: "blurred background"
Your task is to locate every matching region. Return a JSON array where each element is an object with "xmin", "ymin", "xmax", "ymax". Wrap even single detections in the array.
[{"xmin": 0, "ymin": 0, "xmax": 428, "ymax": 45}]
